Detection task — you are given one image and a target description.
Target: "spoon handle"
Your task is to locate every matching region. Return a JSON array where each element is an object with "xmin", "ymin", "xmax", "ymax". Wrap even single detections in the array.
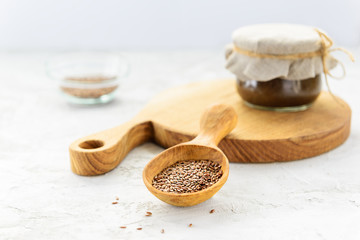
[{"xmin": 190, "ymin": 104, "xmax": 238, "ymax": 147}]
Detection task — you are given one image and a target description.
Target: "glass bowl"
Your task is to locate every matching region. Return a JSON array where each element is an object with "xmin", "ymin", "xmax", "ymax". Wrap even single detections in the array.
[{"xmin": 46, "ymin": 52, "xmax": 129, "ymax": 104}]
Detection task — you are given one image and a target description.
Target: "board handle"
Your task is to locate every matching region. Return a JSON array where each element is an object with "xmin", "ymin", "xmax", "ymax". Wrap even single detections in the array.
[{"xmin": 69, "ymin": 120, "xmax": 153, "ymax": 176}]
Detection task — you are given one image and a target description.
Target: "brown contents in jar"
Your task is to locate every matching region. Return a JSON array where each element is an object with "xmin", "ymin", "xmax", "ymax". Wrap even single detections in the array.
[
  {"xmin": 61, "ymin": 76, "xmax": 118, "ymax": 98},
  {"xmin": 152, "ymin": 160, "xmax": 223, "ymax": 194},
  {"xmin": 236, "ymin": 75, "xmax": 321, "ymax": 107}
]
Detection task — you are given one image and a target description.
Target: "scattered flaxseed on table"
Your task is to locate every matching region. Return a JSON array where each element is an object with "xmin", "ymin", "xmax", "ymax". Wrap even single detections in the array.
[
  {"xmin": 210, "ymin": 209, "xmax": 215, "ymax": 214},
  {"xmin": 161, "ymin": 229, "xmax": 165, "ymax": 234},
  {"xmin": 112, "ymin": 201, "xmax": 118, "ymax": 204},
  {"xmin": 152, "ymin": 160, "xmax": 223, "ymax": 193},
  {"xmin": 137, "ymin": 227, "xmax": 142, "ymax": 230},
  {"xmin": 188, "ymin": 223, "xmax": 193, "ymax": 227},
  {"xmin": 120, "ymin": 226, "xmax": 126, "ymax": 229},
  {"xmin": 145, "ymin": 211, "xmax": 152, "ymax": 217}
]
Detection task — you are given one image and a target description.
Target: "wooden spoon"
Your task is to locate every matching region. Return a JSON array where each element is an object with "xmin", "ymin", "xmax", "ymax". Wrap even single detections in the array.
[{"xmin": 142, "ymin": 104, "xmax": 238, "ymax": 207}]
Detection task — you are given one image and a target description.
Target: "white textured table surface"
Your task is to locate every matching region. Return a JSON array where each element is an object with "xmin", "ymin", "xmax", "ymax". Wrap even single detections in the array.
[{"xmin": 1, "ymin": 50, "xmax": 360, "ymax": 240}]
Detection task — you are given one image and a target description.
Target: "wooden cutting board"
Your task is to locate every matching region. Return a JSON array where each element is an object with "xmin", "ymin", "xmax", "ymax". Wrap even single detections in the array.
[{"xmin": 70, "ymin": 79, "xmax": 351, "ymax": 176}]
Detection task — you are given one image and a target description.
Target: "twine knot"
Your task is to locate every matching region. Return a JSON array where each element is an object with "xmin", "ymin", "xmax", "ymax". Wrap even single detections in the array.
[{"xmin": 315, "ymin": 28, "xmax": 355, "ymax": 80}]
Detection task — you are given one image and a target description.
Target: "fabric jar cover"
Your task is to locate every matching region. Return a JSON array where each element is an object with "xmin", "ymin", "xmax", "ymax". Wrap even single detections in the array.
[{"xmin": 225, "ymin": 24, "xmax": 338, "ymax": 81}]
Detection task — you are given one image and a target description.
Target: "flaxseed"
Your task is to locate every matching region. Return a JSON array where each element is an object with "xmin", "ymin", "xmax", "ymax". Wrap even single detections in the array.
[
  {"xmin": 61, "ymin": 75, "xmax": 118, "ymax": 98},
  {"xmin": 61, "ymin": 86, "xmax": 118, "ymax": 98},
  {"xmin": 152, "ymin": 160, "xmax": 223, "ymax": 194}
]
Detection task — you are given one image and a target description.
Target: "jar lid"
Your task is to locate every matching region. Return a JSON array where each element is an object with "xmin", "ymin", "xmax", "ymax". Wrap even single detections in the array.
[{"xmin": 225, "ymin": 24, "xmax": 338, "ymax": 81}]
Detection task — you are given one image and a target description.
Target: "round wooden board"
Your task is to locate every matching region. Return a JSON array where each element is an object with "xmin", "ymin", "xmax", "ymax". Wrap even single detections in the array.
[
  {"xmin": 137, "ymin": 79, "xmax": 351, "ymax": 163},
  {"xmin": 70, "ymin": 79, "xmax": 352, "ymax": 175}
]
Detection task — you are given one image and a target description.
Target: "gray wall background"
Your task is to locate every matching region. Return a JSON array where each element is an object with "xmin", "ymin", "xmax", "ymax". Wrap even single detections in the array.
[{"xmin": 0, "ymin": 0, "xmax": 359, "ymax": 50}]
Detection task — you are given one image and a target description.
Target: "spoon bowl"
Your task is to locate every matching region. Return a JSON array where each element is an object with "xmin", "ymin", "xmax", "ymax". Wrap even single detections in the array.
[
  {"xmin": 143, "ymin": 104, "xmax": 237, "ymax": 207},
  {"xmin": 143, "ymin": 144, "xmax": 229, "ymax": 206}
]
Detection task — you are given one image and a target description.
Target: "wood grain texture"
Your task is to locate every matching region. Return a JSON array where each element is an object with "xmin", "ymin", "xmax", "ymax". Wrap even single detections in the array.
[
  {"xmin": 142, "ymin": 104, "xmax": 237, "ymax": 206},
  {"xmin": 70, "ymin": 121, "xmax": 153, "ymax": 176},
  {"xmin": 69, "ymin": 79, "xmax": 351, "ymax": 176}
]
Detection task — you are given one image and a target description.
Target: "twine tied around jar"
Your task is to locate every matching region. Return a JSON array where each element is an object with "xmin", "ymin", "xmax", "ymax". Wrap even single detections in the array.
[{"xmin": 232, "ymin": 28, "xmax": 355, "ymax": 105}]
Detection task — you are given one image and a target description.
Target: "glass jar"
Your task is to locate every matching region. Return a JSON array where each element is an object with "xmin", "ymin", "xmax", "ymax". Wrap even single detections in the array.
[
  {"xmin": 224, "ymin": 24, "xmax": 339, "ymax": 112},
  {"xmin": 236, "ymin": 75, "xmax": 322, "ymax": 112}
]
